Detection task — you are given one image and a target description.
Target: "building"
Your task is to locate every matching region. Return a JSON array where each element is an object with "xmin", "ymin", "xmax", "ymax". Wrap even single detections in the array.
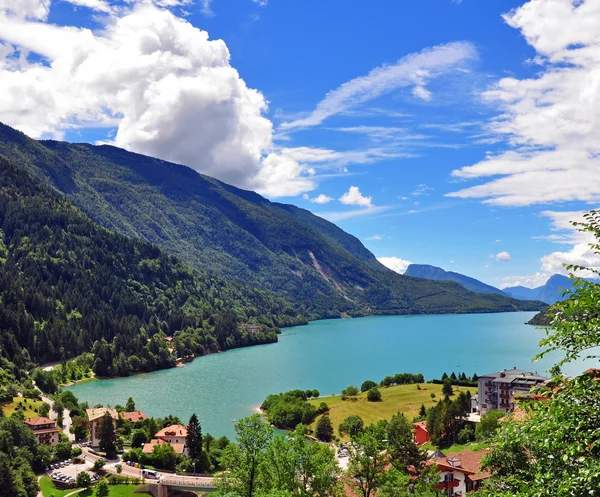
[
  {"xmin": 23, "ymin": 416, "xmax": 60, "ymax": 447},
  {"xmin": 120, "ymin": 410, "xmax": 148, "ymax": 426},
  {"xmin": 86, "ymin": 408, "xmax": 118, "ymax": 447},
  {"xmin": 428, "ymin": 449, "xmax": 490, "ymax": 495},
  {"xmin": 413, "ymin": 420, "xmax": 430, "ymax": 446},
  {"xmin": 145, "ymin": 424, "xmax": 189, "ymax": 457},
  {"xmin": 476, "ymin": 368, "xmax": 548, "ymax": 414},
  {"xmin": 142, "ymin": 438, "xmax": 186, "ymax": 456},
  {"xmin": 240, "ymin": 323, "xmax": 262, "ymax": 334}
]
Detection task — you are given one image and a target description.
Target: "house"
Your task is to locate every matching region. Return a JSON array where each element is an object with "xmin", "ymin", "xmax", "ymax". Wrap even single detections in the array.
[
  {"xmin": 240, "ymin": 323, "xmax": 262, "ymax": 334},
  {"xmin": 428, "ymin": 449, "xmax": 490, "ymax": 495},
  {"xmin": 145, "ymin": 424, "xmax": 189, "ymax": 457},
  {"xmin": 475, "ymin": 368, "xmax": 548, "ymax": 414},
  {"xmin": 413, "ymin": 420, "xmax": 430, "ymax": 445},
  {"xmin": 86, "ymin": 408, "xmax": 118, "ymax": 447},
  {"xmin": 23, "ymin": 416, "xmax": 60, "ymax": 447},
  {"xmin": 142, "ymin": 438, "xmax": 186, "ymax": 456},
  {"xmin": 120, "ymin": 410, "xmax": 147, "ymax": 426}
]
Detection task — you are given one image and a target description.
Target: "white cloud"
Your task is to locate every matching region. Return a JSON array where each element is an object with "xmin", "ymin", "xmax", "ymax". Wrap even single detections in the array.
[
  {"xmin": 339, "ymin": 186, "xmax": 372, "ymax": 207},
  {"xmin": 0, "ymin": 2, "xmax": 315, "ymax": 198},
  {"xmin": 377, "ymin": 256, "xmax": 412, "ymax": 274},
  {"xmin": 0, "ymin": 0, "xmax": 50, "ymax": 20},
  {"xmin": 200, "ymin": 0, "xmax": 214, "ymax": 16},
  {"xmin": 281, "ymin": 41, "xmax": 477, "ymax": 129},
  {"xmin": 448, "ymin": 0, "xmax": 600, "ymax": 206},
  {"xmin": 252, "ymin": 0, "xmax": 268, "ymax": 5},
  {"xmin": 496, "ymin": 273, "xmax": 550, "ymax": 289},
  {"xmin": 281, "ymin": 146, "xmax": 413, "ymax": 168},
  {"xmin": 497, "ymin": 209, "xmax": 600, "ymax": 288},
  {"xmin": 412, "ymin": 85, "xmax": 432, "ymax": 101},
  {"xmin": 495, "ymin": 251, "xmax": 511, "ymax": 262},
  {"xmin": 334, "ymin": 126, "xmax": 426, "ymax": 142},
  {"xmin": 366, "ymin": 235, "xmax": 383, "ymax": 240},
  {"xmin": 319, "ymin": 205, "xmax": 390, "ymax": 222},
  {"xmin": 311, "ymin": 193, "xmax": 333, "ymax": 204},
  {"xmin": 62, "ymin": 0, "xmax": 114, "ymax": 14}
]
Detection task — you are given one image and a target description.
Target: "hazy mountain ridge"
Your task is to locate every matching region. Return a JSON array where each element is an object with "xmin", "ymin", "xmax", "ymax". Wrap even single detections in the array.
[
  {"xmin": 504, "ymin": 274, "xmax": 594, "ymax": 305},
  {"xmin": 404, "ymin": 264, "xmax": 507, "ymax": 295},
  {"xmin": 0, "ymin": 123, "xmax": 545, "ymax": 317}
]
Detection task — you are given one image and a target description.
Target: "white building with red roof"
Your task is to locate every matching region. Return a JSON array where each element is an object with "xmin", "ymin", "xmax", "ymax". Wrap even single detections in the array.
[
  {"xmin": 24, "ymin": 416, "xmax": 60, "ymax": 447},
  {"xmin": 144, "ymin": 424, "xmax": 189, "ymax": 457},
  {"xmin": 428, "ymin": 449, "xmax": 490, "ymax": 495}
]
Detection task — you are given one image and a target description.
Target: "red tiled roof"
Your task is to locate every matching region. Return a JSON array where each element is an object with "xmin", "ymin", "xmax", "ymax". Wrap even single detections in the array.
[
  {"xmin": 120, "ymin": 411, "xmax": 147, "ymax": 423},
  {"xmin": 24, "ymin": 416, "xmax": 55, "ymax": 426},
  {"xmin": 413, "ymin": 420, "xmax": 428, "ymax": 432},
  {"xmin": 428, "ymin": 449, "xmax": 490, "ymax": 476},
  {"xmin": 142, "ymin": 439, "xmax": 185, "ymax": 454},
  {"xmin": 155, "ymin": 424, "xmax": 188, "ymax": 438}
]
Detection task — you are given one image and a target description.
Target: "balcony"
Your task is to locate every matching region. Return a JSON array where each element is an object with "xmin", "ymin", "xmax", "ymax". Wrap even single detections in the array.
[{"xmin": 435, "ymin": 480, "xmax": 460, "ymax": 490}]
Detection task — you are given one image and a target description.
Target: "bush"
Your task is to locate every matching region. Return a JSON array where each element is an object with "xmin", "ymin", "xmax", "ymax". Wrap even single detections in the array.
[
  {"xmin": 338, "ymin": 415, "xmax": 364, "ymax": 437},
  {"xmin": 476, "ymin": 410, "xmax": 505, "ymax": 440},
  {"xmin": 457, "ymin": 425, "xmax": 475, "ymax": 444},
  {"xmin": 317, "ymin": 402, "xmax": 329, "ymax": 414},
  {"xmin": 72, "ymin": 447, "xmax": 82, "ymax": 457},
  {"xmin": 76, "ymin": 471, "xmax": 92, "ymax": 488},
  {"xmin": 116, "ymin": 463, "xmax": 122, "ymax": 474},
  {"xmin": 360, "ymin": 380, "xmax": 377, "ymax": 392},
  {"xmin": 367, "ymin": 387, "xmax": 382, "ymax": 402},
  {"xmin": 92, "ymin": 458, "xmax": 106, "ymax": 471}
]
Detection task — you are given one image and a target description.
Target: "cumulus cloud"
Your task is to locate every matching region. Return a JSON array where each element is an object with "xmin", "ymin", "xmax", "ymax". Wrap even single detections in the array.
[
  {"xmin": 496, "ymin": 273, "xmax": 550, "ymax": 289},
  {"xmin": 495, "ymin": 251, "xmax": 511, "ymax": 262},
  {"xmin": 281, "ymin": 41, "xmax": 477, "ymax": 129},
  {"xmin": 498, "ymin": 209, "xmax": 600, "ymax": 288},
  {"xmin": 377, "ymin": 256, "xmax": 412, "ymax": 274},
  {"xmin": 306, "ymin": 193, "xmax": 333, "ymax": 204},
  {"xmin": 0, "ymin": 1, "xmax": 317, "ymax": 198},
  {"xmin": 448, "ymin": 0, "xmax": 600, "ymax": 206},
  {"xmin": 339, "ymin": 186, "xmax": 372, "ymax": 207}
]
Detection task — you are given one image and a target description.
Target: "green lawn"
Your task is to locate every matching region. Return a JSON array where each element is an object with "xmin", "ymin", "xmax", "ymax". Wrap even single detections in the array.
[
  {"xmin": 39, "ymin": 476, "xmax": 79, "ymax": 497},
  {"xmin": 421, "ymin": 440, "xmax": 490, "ymax": 455},
  {"xmin": 1, "ymin": 397, "xmax": 46, "ymax": 418},
  {"xmin": 78, "ymin": 485, "xmax": 152, "ymax": 497},
  {"xmin": 40, "ymin": 478, "xmax": 152, "ymax": 497},
  {"xmin": 308, "ymin": 383, "xmax": 476, "ymax": 438}
]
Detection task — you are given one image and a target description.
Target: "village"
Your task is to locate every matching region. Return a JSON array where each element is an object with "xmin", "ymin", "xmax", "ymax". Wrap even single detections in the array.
[{"xmin": 4, "ymin": 365, "xmax": 566, "ymax": 497}]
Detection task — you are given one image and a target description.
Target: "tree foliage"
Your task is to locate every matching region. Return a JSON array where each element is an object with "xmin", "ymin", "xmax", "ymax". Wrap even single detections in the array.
[{"xmin": 482, "ymin": 211, "xmax": 600, "ymax": 496}]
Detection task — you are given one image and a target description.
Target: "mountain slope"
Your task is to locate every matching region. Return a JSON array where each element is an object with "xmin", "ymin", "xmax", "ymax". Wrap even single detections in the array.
[
  {"xmin": 504, "ymin": 274, "xmax": 578, "ymax": 305},
  {"xmin": 0, "ymin": 156, "xmax": 308, "ymax": 377},
  {"xmin": 0, "ymin": 123, "xmax": 545, "ymax": 316},
  {"xmin": 404, "ymin": 264, "xmax": 506, "ymax": 295}
]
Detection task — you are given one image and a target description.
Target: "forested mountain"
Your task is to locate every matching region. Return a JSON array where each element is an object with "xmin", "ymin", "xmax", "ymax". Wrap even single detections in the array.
[
  {"xmin": 404, "ymin": 264, "xmax": 506, "ymax": 295},
  {"xmin": 504, "ymin": 274, "xmax": 588, "ymax": 305},
  {"xmin": 0, "ymin": 156, "xmax": 308, "ymax": 378},
  {"xmin": 0, "ymin": 123, "xmax": 544, "ymax": 317}
]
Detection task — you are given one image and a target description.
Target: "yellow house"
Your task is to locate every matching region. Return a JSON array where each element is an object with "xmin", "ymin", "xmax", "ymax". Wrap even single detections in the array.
[{"xmin": 86, "ymin": 408, "xmax": 118, "ymax": 447}]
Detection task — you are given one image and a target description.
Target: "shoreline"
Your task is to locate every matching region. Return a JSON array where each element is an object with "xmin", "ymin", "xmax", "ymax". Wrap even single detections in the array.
[{"xmin": 63, "ymin": 310, "xmax": 539, "ymax": 388}]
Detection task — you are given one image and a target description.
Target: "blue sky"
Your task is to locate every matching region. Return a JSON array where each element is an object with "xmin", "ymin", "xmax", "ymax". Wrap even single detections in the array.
[{"xmin": 0, "ymin": 0, "xmax": 598, "ymax": 289}]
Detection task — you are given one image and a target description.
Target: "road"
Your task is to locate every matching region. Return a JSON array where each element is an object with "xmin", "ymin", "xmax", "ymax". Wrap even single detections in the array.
[
  {"xmin": 39, "ymin": 392, "xmax": 75, "ymax": 442},
  {"xmin": 81, "ymin": 447, "xmax": 216, "ymax": 488}
]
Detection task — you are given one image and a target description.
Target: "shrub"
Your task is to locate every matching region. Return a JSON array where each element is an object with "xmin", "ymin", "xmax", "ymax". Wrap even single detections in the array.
[
  {"xmin": 457, "ymin": 425, "xmax": 475, "ymax": 444},
  {"xmin": 76, "ymin": 471, "xmax": 92, "ymax": 488},
  {"xmin": 360, "ymin": 380, "xmax": 377, "ymax": 392},
  {"xmin": 367, "ymin": 387, "xmax": 382, "ymax": 402},
  {"xmin": 338, "ymin": 415, "xmax": 364, "ymax": 437},
  {"xmin": 92, "ymin": 458, "xmax": 106, "ymax": 471}
]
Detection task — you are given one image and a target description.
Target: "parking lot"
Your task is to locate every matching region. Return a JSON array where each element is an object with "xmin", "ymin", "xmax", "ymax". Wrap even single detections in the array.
[{"xmin": 47, "ymin": 459, "xmax": 98, "ymax": 487}]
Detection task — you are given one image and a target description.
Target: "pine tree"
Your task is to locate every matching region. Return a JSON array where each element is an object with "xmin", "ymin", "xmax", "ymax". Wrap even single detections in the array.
[
  {"xmin": 125, "ymin": 397, "xmax": 136, "ymax": 412},
  {"xmin": 187, "ymin": 413, "xmax": 203, "ymax": 461},
  {"xmin": 419, "ymin": 404, "xmax": 426, "ymax": 418},
  {"xmin": 98, "ymin": 412, "xmax": 117, "ymax": 457},
  {"xmin": 315, "ymin": 414, "xmax": 334, "ymax": 442}
]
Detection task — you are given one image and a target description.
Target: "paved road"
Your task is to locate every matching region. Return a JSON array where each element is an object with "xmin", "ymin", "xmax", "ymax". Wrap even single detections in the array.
[
  {"xmin": 82, "ymin": 448, "xmax": 215, "ymax": 487},
  {"xmin": 39, "ymin": 393, "xmax": 75, "ymax": 442}
]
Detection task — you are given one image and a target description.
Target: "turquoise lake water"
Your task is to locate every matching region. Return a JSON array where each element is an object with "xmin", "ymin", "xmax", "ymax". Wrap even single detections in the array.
[{"xmin": 67, "ymin": 312, "xmax": 591, "ymax": 438}]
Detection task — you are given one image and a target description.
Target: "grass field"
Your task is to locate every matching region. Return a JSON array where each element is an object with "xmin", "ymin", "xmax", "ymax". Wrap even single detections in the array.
[
  {"xmin": 1, "ymin": 396, "xmax": 46, "ymax": 418},
  {"xmin": 308, "ymin": 383, "xmax": 476, "ymax": 438},
  {"xmin": 39, "ymin": 477, "xmax": 152, "ymax": 497}
]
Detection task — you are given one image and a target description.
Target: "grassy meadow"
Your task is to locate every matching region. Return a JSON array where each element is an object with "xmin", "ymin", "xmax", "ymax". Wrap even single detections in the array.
[{"xmin": 308, "ymin": 383, "xmax": 476, "ymax": 438}]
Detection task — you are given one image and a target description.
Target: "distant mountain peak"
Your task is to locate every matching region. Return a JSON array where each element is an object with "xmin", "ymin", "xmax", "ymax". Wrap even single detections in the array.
[{"xmin": 404, "ymin": 264, "xmax": 506, "ymax": 296}]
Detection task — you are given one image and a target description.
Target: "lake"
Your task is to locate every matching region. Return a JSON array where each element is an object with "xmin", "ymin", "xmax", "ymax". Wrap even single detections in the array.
[{"xmin": 67, "ymin": 312, "xmax": 589, "ymax": 438}]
